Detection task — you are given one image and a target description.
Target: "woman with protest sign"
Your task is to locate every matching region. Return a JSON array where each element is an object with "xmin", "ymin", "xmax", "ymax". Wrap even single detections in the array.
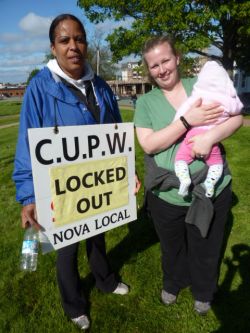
[
  {"xmin": 13, "ymin": 14, "xmax": 139, "ymax": 330},
  {"xmin": 134, "ymin": 36, "xmax": 242, "ymax": 315}
]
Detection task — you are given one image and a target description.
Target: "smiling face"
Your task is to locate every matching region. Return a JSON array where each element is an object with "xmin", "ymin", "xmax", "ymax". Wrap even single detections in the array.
[
  {"xmin": 144, "ymin": 42, "xmax": 180, "ymax": 90},
  {"xmin": 51, "ymin": 19, "xmax": 87, "ymax": 79}
]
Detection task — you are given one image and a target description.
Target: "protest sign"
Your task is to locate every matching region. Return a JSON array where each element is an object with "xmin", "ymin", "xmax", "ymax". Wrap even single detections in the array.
[{"xmin": 28, "ymin": 123, "xmax": 137, "ymax": 252}]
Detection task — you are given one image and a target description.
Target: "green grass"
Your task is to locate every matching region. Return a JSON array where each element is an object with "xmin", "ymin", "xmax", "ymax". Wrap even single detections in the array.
[
  {"xmin": 0, "ymin": 104, "xmax": 250, "ymax": 332},
  {"xmin": 0, "ymin": 101, "xmax": 21, "ymax": 126},
  {"xmin": 0, "ymin": 101, "xmax": 22, "ymax": 115},
  {"xmin": 0, "ymin": 114, "xmax": 19, "ymax": 126}
]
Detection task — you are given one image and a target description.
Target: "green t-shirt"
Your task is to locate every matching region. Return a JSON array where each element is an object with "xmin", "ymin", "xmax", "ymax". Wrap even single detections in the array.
[{"xmin": 134, "ymin": 78, "xmax": 231, "ymax": 206}]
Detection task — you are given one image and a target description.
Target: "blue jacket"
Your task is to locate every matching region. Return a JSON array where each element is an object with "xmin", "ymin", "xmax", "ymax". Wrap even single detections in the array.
[{"xmin": 13, "ymin": 67, "xmax": 122, "ymax": 206}]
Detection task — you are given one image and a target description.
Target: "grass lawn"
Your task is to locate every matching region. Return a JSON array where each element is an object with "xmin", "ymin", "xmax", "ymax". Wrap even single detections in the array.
[
  {"xmin": 0, "ymin": 104, "xmax": 249, "ymax": 332},
  {"xmin": 0, "ymin": 101, "xmax": 21, "ymax": 126},
  {"xmin": 0, "ymin": 100, "xmax": 22, "ymax": 115}
]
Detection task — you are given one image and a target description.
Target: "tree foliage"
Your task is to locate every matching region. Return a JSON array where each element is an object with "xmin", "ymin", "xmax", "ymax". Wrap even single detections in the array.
[
  {"xmin": 27, "ymin": 69, "xmax": 40, "ymax": 85},
  {"xmin": 43, "ymin": 52, "xmax": 55, "ymax": 63},
  {"xmin": 77, "ymin": 0, "xmax": 250, "ymax": 72}
]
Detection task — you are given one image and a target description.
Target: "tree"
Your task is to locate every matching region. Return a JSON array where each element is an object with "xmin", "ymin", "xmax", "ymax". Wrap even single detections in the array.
[
  {"xmin": 77, "ymin": 0, "xmax": 250, "ymax": 72},
  {"xmin": 179, "ymin": 56, "xmax": 201, "ymax": 78},
  {"xmin": 27, "ymin": 69, "xmax": 40, "ymax": 85},
  {"xmin": 43, "ymin": 52, "xmax": 54, "ymax": 63},
  {"xmin": 87, "ymin": 45, "xmax": 117, "ymax": 80},
  {"xmin": 86, "ymin": 29, "xmax": 117, "ymax": 80}
]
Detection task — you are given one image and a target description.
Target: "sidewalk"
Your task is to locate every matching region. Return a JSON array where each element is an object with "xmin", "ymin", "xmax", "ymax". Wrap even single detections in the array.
[
  {"xmin": 0, "ymin": 122, "xmax": 19, "ymax": 129},
  {"xmin": 243, "ymin": 118, "xmax": 250, "ymax": 126}
]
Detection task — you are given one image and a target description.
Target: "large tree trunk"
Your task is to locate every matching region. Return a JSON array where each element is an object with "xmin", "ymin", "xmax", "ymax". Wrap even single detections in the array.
[{"xmin": 221, "ymin": 16, "xmax": 238, "ymax": 77}]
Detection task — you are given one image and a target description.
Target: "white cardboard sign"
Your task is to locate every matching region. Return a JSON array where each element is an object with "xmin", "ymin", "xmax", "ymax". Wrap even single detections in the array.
[{"xmin": 28, "ymin": 123, "xmax": 137, "ymax": 252}]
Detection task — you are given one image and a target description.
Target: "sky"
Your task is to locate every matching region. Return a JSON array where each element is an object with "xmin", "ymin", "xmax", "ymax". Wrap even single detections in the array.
[{"xmin": 0, "ymin": 0, "xmax": 132, "ymax": 84}]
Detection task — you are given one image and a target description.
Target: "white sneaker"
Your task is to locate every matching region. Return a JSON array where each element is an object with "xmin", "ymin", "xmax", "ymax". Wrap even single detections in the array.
[
  {"xmin": 161, "ymin": 290, "xmax": 177, "ymax": 305},
  {"xmin": 194, "ymin": 300, "xmax": 211, "ymax": 315},
  {"xmin": 112, "ymin": 282, "xmax": 129, "ymax": 295},
  {"xmin": 72, "ymin": 314, "xmax": 90, "ymax": 330}
]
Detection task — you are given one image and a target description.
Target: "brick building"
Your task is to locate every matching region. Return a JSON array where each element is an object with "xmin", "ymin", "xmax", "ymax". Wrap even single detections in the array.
[{"xmin": 0, "ymin": 86, "xmax": 26, "ymax": 98}]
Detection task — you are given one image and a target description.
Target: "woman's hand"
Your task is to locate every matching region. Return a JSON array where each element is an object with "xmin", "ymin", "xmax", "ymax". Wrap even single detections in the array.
[
  {"xmin": 188, "ymin": 114, "xmax": 243, "ymax": 159},
  {"xmin": 21, "ymin": 204, "xmax": 41, "ymax": 230},
  {"xmin": 188, "ymin": 132, "xmax": 214, "ymax": 159},
  {"xmin": 134, "ymin": 172, "xmax": 141, "ymax": 195},
  {"xmin": 184, "ymin": 98, "xmax": 223, "ymax": 127}
]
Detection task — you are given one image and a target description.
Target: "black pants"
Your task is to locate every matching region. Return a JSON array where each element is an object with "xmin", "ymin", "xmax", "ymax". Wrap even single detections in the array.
[
  {"xmin": 56, "ymin": 233, "xmax": 118, "ymax": 318},
  {"xmin": 147, "ymin": 185, "xmax": 232, "ymax": 302}
]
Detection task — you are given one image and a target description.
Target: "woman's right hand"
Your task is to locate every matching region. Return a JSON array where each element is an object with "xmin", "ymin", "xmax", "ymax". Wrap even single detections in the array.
[
  {"xmin": 184, "ymin": 98, "xmax": 223, "ymax": 127},
  {"xmin": 21, "ymin": 204, "xmax": 41, "ymax": 230}
]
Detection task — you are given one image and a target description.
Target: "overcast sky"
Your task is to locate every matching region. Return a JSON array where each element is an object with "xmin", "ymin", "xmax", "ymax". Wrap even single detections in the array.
[{"xmin": 0, "ymin": 0, "xmax": 134, "ymax": 84}]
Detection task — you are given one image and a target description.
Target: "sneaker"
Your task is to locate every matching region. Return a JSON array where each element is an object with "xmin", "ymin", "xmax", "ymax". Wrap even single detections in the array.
[
  {"xmin": 161, "ymin": 290, "xmax": 177, "ymax": 305},
  {"xmin": 72, "ymin": 314, "xmax": 90, "ymax": 330},
  {"xmin": 194, "ymin": 300, "xmax": 211, "ymax": 315},
  {"xmin": 112, "ymin": 282, "xmax": 129, "ymax": 295}
]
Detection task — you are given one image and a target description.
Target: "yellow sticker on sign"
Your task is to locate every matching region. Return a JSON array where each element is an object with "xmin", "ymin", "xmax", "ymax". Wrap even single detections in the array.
[{"xmin": 49, "ymin": 156, "xmax": 128, "ymax": 226}]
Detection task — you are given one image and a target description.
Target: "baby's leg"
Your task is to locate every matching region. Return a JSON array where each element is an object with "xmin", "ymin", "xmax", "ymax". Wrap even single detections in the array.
[
  {"xmin": 175, "ymin": 160, "xmax": 191, "ymax": 197},
  {"xmin": 204, "ymin": 144, "xmax": 223, "ymax": 197},
  {"xmin": 203, "ymin": 164, "xmax": 223, "ymax": 197},
  {"xmin": 174, "ymin": 128, "xmax": 203, "ymax": 197}
]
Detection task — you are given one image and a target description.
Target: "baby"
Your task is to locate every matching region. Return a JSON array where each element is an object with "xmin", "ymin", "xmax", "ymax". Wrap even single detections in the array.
[{"xmin": 174, "ymin": 61, "xmax": 243, "ymax": 197}]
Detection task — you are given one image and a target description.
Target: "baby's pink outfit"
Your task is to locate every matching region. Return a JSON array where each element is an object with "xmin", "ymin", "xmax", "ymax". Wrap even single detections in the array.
[{"xmin": 178, "ymin": 128, "xmax": 222, "ymax": 165}]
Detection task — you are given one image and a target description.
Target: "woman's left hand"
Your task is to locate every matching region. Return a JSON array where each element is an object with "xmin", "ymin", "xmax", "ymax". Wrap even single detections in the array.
[
  {"xmin": 188, "ymin": 132, "xmax": 213, "ymax": 159},
  {"xmin": 134, "ymin": 172, "xmax": 141, "ymax": 195}
]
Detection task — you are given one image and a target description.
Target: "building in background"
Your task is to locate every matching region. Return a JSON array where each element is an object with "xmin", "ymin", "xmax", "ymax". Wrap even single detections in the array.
[
  {"xmin": 121, "ymin": 62, "xmax": 142, "ymax": 81},
  {"xmin": 108, "ymin": 61, "xmax": 152, "ymax": 97},
  {"xmin": 0, "ymin": 84, "xmax": 26, "ymax": 99}
]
